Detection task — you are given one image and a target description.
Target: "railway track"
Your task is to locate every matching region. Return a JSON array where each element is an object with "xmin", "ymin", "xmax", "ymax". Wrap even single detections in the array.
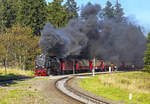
[{"xmin": 55, "ymin": 72, "xmax": 122, "ymax": 104}]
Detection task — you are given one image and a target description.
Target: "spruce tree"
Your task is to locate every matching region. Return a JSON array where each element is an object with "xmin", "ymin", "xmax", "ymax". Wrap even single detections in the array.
[
  {"xmin": 102, "ymin": 1, "xmax": 114, "ymax": 19},
  {"xmin": 144, "ymin": 32, "xmax": 150, "ymax": 72},
  {"xmin": 114, "ymin": 2, "xmax": 124, "ymax": 22},
  {"xmin": 47, "ymin": 0, "xmax": 70, "ymax": 28},
  {"xmin": 0, "ymin": 0, "xmax": 18, "ymax": 32},
  {"xmin": 18, "ymin": 0, "xmax": 47, "ymax": 35},
  {"xmin": 65, "ymin": 0, "xmax": 78, "ymax": 19}
]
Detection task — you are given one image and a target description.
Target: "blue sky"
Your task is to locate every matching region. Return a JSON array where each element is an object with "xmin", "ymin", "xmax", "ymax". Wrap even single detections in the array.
[{"xmin": 47, "ymin": 0, "xmax": 150, "ymax": 34}]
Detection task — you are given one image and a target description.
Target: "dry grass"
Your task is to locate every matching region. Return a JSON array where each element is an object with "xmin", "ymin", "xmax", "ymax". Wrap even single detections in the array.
[
  {"xmin": 98, "ymin": 72, "xmax": 150, "ymax": 94},
  {"xmin": 0, "ymin": 68, "xmax": 34, "ymax": 81},
  {"xmin": 0, "ymin": 68, "xmax": 34, "ymax": 76}
]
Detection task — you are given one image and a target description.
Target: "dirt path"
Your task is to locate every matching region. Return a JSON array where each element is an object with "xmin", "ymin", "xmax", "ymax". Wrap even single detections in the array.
[
  {"xmin": 0, "ymin": 77, "xmax": 82, "ymax": 104},
  {"xmin": 40, "ymin": 79, "xmax": 82, "ymax": 104}
]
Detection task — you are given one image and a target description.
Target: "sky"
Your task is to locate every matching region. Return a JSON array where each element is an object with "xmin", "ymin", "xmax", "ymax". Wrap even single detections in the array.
[{"xmin": 47, "ymin": 0, "xmax": 150, "ymax": 35}]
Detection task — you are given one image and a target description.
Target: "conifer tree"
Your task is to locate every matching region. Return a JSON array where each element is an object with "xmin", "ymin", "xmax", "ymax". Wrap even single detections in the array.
[
  {"xmin": 114, "ymin": 2, "xmax": 124, "ymax": 22},
  {"xmin": 65, "ymin": 0, "xmax": 78, "ymax": 19},
  {"xmin": 144, "ymin": 32, "xmax": 150, "ymax": 72},
  {"xmin": 47, "ymin": 0, "xmax": 70, "ymax": 28},
  {"xmin": 18, "ymin": 0, "xmax": 47, "ymax": 35},
  {"xmin": 102, "ymin": 1, "xmax": 114, "ymax": 19},
  {"xmin": 0, "ymin": 0, "xmax": 18, "ymax": 32}
]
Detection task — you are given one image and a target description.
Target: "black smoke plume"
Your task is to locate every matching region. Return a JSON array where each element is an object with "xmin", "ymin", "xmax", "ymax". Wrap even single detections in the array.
[
  {"xmin": 40, "ymin": 3, "xmax": 146, "ymax": 67},
  {"xmin": 40, "ymin": 21, "xmax": 88, "ymax": 57}
]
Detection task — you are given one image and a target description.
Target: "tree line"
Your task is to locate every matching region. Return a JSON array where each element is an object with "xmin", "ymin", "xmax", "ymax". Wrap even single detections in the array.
[
  {"xmin": 0, "ymin": 0, "xmax": 78, "ymax": 35},
  {"xmin": 0, "ymin": 0, "xmax": 78, "ymax": 70}
]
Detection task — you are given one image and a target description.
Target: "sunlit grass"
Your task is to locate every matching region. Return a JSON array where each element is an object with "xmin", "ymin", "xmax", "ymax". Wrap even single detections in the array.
[
  {"xmin": 79, "ymin": 71, "xmax": 150, "ymax": 104},
  {"xmin": 0, "ymin": 68, "xmax": 34, "ymax": 81},
  {"xmin": 0, "ymin": 68, "xmax": 34, "ymax": 76}
]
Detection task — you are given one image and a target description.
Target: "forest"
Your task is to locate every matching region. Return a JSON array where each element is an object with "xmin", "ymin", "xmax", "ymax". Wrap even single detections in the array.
[{"xmin": 0, "ymin": 0, "xmax": 79, "ymax": 70}]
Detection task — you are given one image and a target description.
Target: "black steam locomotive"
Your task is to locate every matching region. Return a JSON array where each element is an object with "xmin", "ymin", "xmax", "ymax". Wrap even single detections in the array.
[{"xmin": 35, "ymin": 55, "xmax": 61, "ymax": 76}]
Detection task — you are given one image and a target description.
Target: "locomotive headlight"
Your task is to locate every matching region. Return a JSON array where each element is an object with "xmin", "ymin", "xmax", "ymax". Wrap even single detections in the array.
[
  {"xmin": 35, "ymin": 66, "xmax": 38, "ymax": 68},
  {"xmin": 42, "ymin": 66, "xmax": 45, "ymax": 68}
]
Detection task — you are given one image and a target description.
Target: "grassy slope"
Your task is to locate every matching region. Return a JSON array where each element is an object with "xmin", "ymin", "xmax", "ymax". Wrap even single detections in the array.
[
  {"xmin": 0, "ymin": 68, "xmax": 52, "ymax": 104},
  {"xmin": 0, "ymin": 68, "xmax": 34, "ymax": 81},
  {"xmin": 79, "ymin": 71, "xmax": 150, "ymax": 104}
]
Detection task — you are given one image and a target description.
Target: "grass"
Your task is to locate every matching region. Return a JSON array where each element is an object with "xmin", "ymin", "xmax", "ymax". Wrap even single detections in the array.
[
  {"xmin": 0, "ymin": 78, "xmax": 50, "ymax": 104},
  {"xmin": 0, "ymin": 68, "xmax": 34, "ymax": 81},
  {"xmin": 0, "ymin": 68, "xmax": 51, "ymax": 104},
  {"xmin": 79, "ymin": 71, "xmax": 150, "ymax": 104}
]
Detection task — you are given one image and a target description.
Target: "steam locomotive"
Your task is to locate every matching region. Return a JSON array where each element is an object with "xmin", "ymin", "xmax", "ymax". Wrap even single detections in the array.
[
  {"xmin": 35, "ymin": 54, "xmax": 136, "ymax": 76},
  {"xmin": 34, "ymin": 54, "xmax": 105, "ymax": 76}
]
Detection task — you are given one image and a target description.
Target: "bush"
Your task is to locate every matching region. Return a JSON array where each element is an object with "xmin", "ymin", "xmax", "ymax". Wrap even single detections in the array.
[{"xmin": 0, "ymin": 24, "xmax": 40, "ymax": 70}]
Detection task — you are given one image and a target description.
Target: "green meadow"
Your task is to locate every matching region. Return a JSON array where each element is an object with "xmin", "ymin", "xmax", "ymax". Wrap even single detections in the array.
[{"xmin": 79, "ymin": 71, "xmax": 150, "ymax": 104}]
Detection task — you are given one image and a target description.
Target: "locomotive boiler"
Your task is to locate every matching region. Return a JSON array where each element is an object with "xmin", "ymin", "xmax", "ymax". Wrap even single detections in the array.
[{"xmin": 35, "ymin": 55, "xmax": 61, "ymax": 76}]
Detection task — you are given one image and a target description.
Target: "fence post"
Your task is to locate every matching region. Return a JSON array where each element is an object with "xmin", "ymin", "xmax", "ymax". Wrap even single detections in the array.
[
  {"xmin": 92, "ymin": 58, "xmax": 96, "ymax": 76},
  {"xmin": 3, "ymin": 58, "xmax": 7, "ymax": 75}
]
